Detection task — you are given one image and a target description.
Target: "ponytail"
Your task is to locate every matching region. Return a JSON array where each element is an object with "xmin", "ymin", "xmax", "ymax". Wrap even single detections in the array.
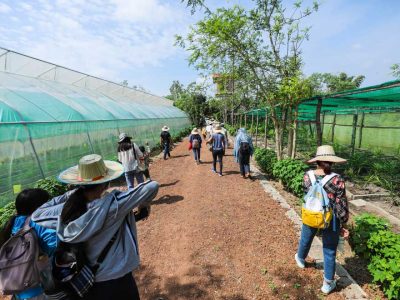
[{"xmin": 61, "ymin": 187, "xmax": 88, "ymax": 224}]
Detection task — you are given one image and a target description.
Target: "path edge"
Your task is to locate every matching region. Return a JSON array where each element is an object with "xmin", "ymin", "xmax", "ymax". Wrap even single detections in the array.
[{"xmin": 250, "ymin": 161, "xmax": 369, "ymax": 300}]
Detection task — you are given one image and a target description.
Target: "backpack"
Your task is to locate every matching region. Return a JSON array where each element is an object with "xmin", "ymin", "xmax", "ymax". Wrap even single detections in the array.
[
  {"xmin": 0, "ymin": 217, "xmax": 41, "ymax": 295},
  {"xmin": 239, "ymin": 142, "xmax": 250, "ymax": 155},
  {"xmin": 47, "ymin": 227, "xmax": 119, "ymax": 299},
  {"xmin": 301, "ymin": 171, "xmax": 337, "ymax": 229},
  {"xmin": 192, "ymin": 136, "xmax": 200, "ymax": 149}
]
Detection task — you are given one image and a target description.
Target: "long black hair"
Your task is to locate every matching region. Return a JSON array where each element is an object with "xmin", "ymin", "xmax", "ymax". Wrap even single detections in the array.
[
  {"xmin": 60, "ymin": 184, "xmax": 106, "ymax": 224},
  {"xmin": 317, "ymin": 161, "xmax": 333, "ymax": 175},
  {"xmin": 118, "ymin": 137, "xmax": 133, "ymax": 152},
  {"xmin": 0, "ymin": 188, "xmax": 50, "ymax": 247}
]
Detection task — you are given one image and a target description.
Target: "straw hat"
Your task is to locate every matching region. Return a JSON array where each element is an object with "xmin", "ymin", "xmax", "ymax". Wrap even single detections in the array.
[
  {"xmin": 118, "ymin": 132, "xmax": 131, "ymax": 143},
  {"xmin": 58, "ymin": 154, "xmax": 124, "ymax": 185},
  {"xmin": 162, "ymin": 126, "xmax": 170, "ymax": 132},
  {"xmin": 213, "ymin": 124, "xmax": 223, "ymax": 133},
  {"xmin": 307, "ymin": 145, "xmax": 347, "ymax": 164},
  {"xmin": 191, "ymin": 128, "xmax": 199, "ymax": 134}
]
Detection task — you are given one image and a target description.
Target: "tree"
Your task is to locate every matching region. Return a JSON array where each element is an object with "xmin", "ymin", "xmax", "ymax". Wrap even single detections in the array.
[
  {"xmin": 308, "ymin": 72, "xmax": 365, "ymax": 94},
  {"xmin": 121, "ymin": 80, "xmax": 129, "ymax": 87},
  {"xmin": 391, "ymin": 64, "xmax": 400, "ymax": 79},
  {"xmin": 169, "ymin": 80, "xmax": 185, "ymax": 102},
  {"xmin": 177, "ymin": 0, "xmax": 318, "ymax": 159}
]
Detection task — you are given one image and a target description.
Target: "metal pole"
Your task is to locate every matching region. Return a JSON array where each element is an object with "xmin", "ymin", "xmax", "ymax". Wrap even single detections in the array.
[
  {"xmin": 23, "ymin": 125, "xmax": 45, "ymax": 179},
  {"xmin": 251, "ymin": 114, "xmax": 254, "ymax": 138},
  {"xmin": 245, "ymin": 114, "xmax": 247, "ymax": 129},
  {"xmin": 315, "ymin": 97, "xmax": 323, "ymax": 146},
  {"xmin": 358, "ymin": 112, "xmax": 365, "ymax": 148}
]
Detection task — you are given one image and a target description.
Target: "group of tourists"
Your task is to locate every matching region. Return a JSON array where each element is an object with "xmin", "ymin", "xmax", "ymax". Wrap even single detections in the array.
[{"xmin": 0, "ymin": 122, "xmax": 349, "ymax": 298}]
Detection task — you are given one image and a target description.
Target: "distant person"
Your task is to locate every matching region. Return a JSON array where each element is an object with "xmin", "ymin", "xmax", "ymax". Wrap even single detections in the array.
[
  {"xmin": 117, "ymin": 133, "xmax": 144, "ymax": 189},
  {"xmin": 295, "ymin": 145, "xmax": 350, "ymax": 295},
  {"xmin": 32, "ymin": 154, "xmax": 159, "ymax": 300},
  {"xmin": 234, "ymin": 128, "xmax": 254, "ymax": 179},
  {"xmin": 139, "ymin": 144, "xmax": 151, "ymax": 180},
  {"xmin": 0, "ymin": 188, "xmax": 56, "ymax": 300},
  {"xmin": 207, "ymin": 124, "xmax": 226, "ymax": 176},
  {"xmin": 189, "ymin": 128, "xmax": 202, "ymax": 164},
  {"xmin": 220, "ymin": 123, "xmax": 229, "ymax": 148},
  {"xmin": 205, "ymin": 123, "xmax": 213, "ymax": 139},
  {"xmin": 160, "ymin": 126, "xmax": 172, "ymax": 160}
]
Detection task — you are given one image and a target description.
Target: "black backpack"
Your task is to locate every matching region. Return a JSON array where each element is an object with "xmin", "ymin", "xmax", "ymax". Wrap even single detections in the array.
[{"xmin": 240, "ymin": 142, "xmax": 250, "ymax": 155}]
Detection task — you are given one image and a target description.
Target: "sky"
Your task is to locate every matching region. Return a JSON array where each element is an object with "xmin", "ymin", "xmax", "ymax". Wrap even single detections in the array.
[{"xmin": 0, "ymin": 0, "xmax": 399, "ymax": 96}]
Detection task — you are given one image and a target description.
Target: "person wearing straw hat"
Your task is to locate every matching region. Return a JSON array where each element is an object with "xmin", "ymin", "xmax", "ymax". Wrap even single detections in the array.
[
  {"xmin": 118, "ymin": 133, "xmax": 144, "ymax": 189},
  {"xmin": 206, "ymin": 124, "xmax": 226, "ymax": 176},
  {"xmin": 189, "ymin": 128, "xmax": 203, "ymax": 164},
  {"xmin": 160, "ymin": 125, "xmax": 172, "ymax": 160},
  {"xmin": 294, "ymin": 145, "xmax": 350, "ymax": 295},
  {"xmin": 32, "ymin": 154, "xmax": 159, "ymax": 300}
]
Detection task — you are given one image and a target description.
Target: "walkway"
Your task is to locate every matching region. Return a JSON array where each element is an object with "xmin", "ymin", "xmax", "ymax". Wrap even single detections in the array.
[{"xmin": 135, "ymin": 140, "xmax": 343, "ymax": 300}]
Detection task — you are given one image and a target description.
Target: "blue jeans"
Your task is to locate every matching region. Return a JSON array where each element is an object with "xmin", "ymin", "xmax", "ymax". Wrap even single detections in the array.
[
  {"xmin": 163, "ymin": 143, "xmax": 170, "ymax": 159},
  {"xmin": 239, "ymin": 162, "xmax": 250, "ymax": 175},
  {"xmin": 297, "ymin": 218, "xmax": 340, "ymax": 281},
  {"xmin": 192, "ymin": 148, "xmax": 201, "ymax": 161},
  {"xmin": 124, "ymin": 170, "xmax": 144, "ymax": 189}
]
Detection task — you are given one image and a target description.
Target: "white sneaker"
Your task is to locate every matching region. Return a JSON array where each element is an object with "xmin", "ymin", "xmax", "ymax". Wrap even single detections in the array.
[
  {"xmin": 294, "ymin": 253, "xmax": 305, "ymax": 269},
  {"xmin": 321, "ymin": 280, "xmax": 336, "ymax": 294}
]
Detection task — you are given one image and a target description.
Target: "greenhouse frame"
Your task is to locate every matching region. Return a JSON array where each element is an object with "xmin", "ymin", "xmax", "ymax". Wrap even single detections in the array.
[{"xmin": 0, "ymin": 48, "xmax": 190, "ymax": 201}]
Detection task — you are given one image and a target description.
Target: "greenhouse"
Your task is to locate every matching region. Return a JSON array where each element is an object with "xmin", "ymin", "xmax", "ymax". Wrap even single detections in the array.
[{"xmin": 0, "ymin": 48, "xmax": 190, "ymax": 201}]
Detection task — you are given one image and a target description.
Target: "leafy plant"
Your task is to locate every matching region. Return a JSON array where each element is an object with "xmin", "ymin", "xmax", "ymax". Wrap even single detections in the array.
[
  {"xmin": 350, "ymin": 213, "xmax": 390, "ymax": 258},
  {"xmin": 272, "ymin": 159, "xmax": 308, "ymax": 197},
  {"xmin": 34, "ymin": 177, "xmax": 69, "ymax": 198},
  {"xmin": 254, "ymin": 148, "xmax": 277, "ymax": 177},
  {"xmin": 0, "ymin": 201, "xmax": 16, "ymax": 228}
]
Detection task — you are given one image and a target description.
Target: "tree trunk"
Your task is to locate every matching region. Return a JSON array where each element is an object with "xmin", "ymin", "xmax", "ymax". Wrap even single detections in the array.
[
  {"xmin": 291, "ymin": 106, "xmax": 299, "ymax": 159},
  {"xmin": 315, "ymin": 98, "xmax": 323, "ymax": 146},
  {"xmin": 271, "ymin": 108, "xmax": 283, "ymax": 160},
  {"xmin": 287, "ymin": 107, "xmax": 294, "ymax": 157}
]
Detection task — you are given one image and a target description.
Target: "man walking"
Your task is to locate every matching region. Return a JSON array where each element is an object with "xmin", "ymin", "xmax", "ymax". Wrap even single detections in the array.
[
  {"xmin": 207, "ymin": 124, "xmax": 226, "ymax": 176},
  {"xmin": 160, "ymin": 125, "xmax": 172, "ymax": 160}
]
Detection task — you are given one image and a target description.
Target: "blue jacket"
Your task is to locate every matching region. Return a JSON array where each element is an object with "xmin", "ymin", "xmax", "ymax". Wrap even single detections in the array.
[{"xmin": 12, "ymin": 216, "xmax": 57, "ymax": 299}]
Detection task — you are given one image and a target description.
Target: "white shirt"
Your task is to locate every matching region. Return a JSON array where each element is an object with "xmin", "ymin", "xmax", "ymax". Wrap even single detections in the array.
[{"xmin": 118, "ymin": 143, "xmax": 143, "ymax": 172}]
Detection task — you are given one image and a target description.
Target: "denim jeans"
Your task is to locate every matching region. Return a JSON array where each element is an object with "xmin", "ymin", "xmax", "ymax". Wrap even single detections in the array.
[
  {"xmin": 124, "ymin": 170, "xmax": 144, "ymax": 189},
  {"xmin": 192, "ymin": 148, "xmax": 201, "ymax": 161},
  {"xmin": 163, "ymin": 143, "xmax": 170, "ymax": 159},
  {"xmin": 239, "ymin": 162, "xmax": 250, "ymax": 175},
  {"xmin": 297, "ymin": 218, "xmax": 340, "ymax": 280},
  {"xmin": 212, "ymin": 149, "xmax": 224, "ymax": 174}
]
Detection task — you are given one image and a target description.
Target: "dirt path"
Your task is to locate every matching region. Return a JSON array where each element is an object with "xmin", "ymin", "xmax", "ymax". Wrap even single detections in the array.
[{"xmin": 135, "ymin": 140, "xmax": 343, "ymax": 300}]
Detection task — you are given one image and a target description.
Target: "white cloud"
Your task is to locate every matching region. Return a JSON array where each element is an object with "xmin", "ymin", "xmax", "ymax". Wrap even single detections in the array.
[
  {"xmin": 0, "ymin": 3, "xmax": 11, "ymax": 13},
  {"xmin": 19, "ymin": 2, "xmax": 33, "ymax": 11}
]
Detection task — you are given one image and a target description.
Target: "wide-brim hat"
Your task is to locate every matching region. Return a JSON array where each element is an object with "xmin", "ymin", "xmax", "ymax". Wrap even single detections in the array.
[
  {"xmin": 119, "ymin": 132, "xmax": 131, "ymax": 142},
  {"xmin": 213, "ymin": 124, "xmax": 223, "ymax": 133},
  {"xmin": 307, "ymin": 145, "xmax": 347, "ymax": 164},
  {"xmin": 191, "ymin": 128, "xmax": 199, "ymax": 134},
  {"xmin": 58, "ymin": 154, "xmax": 124, "ymax": 185},
  {"xmin": 162, "ymin": 126, "xmax": 170, "ymax": 132}
]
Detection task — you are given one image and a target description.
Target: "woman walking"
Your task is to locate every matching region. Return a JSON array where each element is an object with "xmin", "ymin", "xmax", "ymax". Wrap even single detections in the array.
[
  {"xmin": 207, "ymin": 124, "xmax": 226, "ymax": 176},
  {"xmin": 295, "ymin": 145, "xmax": 349, "ymax": 295},
  {"xmin": 234, "ymin": 128, "xmax": 254, "ymax": 179},
  {"xmin": 0, "ymin": 189, "xmax": 57, "ymax": 300},
  {"xmin": 189, "ymin": 128, "xmax": 202, "ymax": 164},
  {"xmin": 32, "ymin": 154, "xmax": 159, "ymax": 300},
  {"xmin": 118, "ymin": 132, "xmax": 144, "ymax": 189}
]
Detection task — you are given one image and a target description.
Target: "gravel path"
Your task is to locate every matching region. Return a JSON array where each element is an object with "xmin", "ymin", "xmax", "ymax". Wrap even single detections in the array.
[{"xmin": 135, "ymin": 140, "xmax": 343, "ymax": 300}]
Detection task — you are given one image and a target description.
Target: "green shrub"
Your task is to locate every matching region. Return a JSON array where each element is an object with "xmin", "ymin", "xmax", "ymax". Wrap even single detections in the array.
[
  {"xmin": 0, "ymin": 201, "xmax": 16, "ymax": 228},
  {"xmin": 254, "ymin": 148, "xmax": 277, "ymax": 177},
  {"xmin": 350, "ymin": 213, "xmax": 390, "ymax": 259},
  {"xmin": 272, "ymin": 159, "xmax": 308, "ymax": 197},
  {"xmin": 225, "ymin": 124, "xmax": 238, "ymax": 136},
  {"xmin": 367, "ymin": 230, "xmax": 400, "ymax": 299},
  {"xmin": 34, "ymin": 177, "xmax": 69, "ymax": 198}
]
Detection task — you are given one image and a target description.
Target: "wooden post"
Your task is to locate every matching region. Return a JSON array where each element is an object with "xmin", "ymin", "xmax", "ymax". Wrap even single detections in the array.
[
  {"xmin": 321, "ymin": 111, "xmax": 326, "ymax": 140},
  {"xmin": 240, "ymin": 114, "xmax": 243, "ymax": 128},
  {"xmin": 245, "ymin": 114, "xmax": 247, "ymax": 129},
  {"xmin": 331, "ymin": 113, "xmax": 336, "ymax": 143},
  {"xmin": 316, "ymin": 97, "xmax": 323, "ymax": 146},
  {"xmin": 251, "ymin": 114, "xmax": 254, "ymax": 138},
  {"xmin": 350, "ymin": 113, "xmax": 358, "ymax": 155},
  {"xmin": 264, "ymin": 114, "xmax": 268, "ymax": 148},
  {"xmin": 358, "ymin": 112, "xmax": 365, "ymax": 148},
  {"xmin": 255, "ymin": 112, "xmax": 259, "ymax": 146}
]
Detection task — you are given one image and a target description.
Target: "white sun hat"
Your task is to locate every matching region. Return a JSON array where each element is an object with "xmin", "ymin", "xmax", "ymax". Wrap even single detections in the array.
[
  {"xmin": 162, "ymin": 125, "xmax": 170, "ymax": 132},
  {"xmin": 191, "ymin": 128, "xmax": 199, "ymax": 134},
  {"xmin": 58, "ymin": 154, "xmax": 124, "ymax": 185},
  {"xmin": 307, "ymin": 145, "xmax": 347, "ymax": 164}
]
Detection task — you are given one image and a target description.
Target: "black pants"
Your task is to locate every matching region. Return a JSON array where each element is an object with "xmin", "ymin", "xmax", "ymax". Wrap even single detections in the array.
[
  {"xmin": 212, "ymin": 149, "xmax": 224, "ymax": 174},
  {"xmin": 86, "ymin": 273, "xmax": 140, "ymax": 300},
  {"xmin": 142, "ymin": 169, "xmax": 150, "ymax": 179}
]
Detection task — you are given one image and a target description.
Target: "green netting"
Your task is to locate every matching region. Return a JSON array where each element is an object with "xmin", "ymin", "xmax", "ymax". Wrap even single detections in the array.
[{"xmin": 0, "ymin": 70, "xmax": 190, "ymax": 199}]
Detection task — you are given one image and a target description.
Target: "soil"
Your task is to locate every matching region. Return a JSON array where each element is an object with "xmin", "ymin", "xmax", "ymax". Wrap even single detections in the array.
[{"xmin": 134, "ymin": 140, "xmax": 343, "ymax": 300}]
